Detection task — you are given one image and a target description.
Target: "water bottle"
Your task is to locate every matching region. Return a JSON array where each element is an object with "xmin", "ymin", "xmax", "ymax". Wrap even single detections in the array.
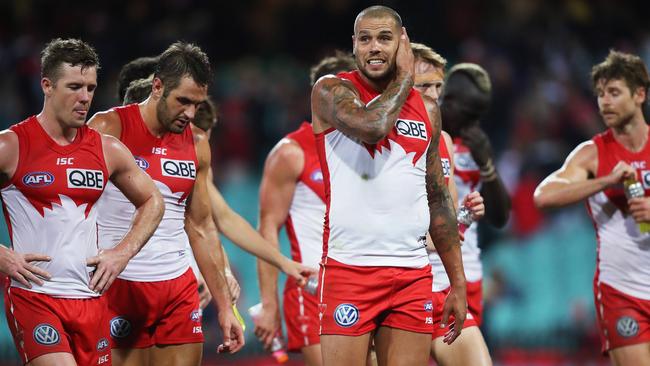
[
  {"xmin": 248, "ymin": 303, "xmax": 289, "ymax": 364},
  {"xmin": 457, "ymin": 205, "xmax": 474, "ymax": 235},
  {"xmin": 624, "ymin": 178, "xmax": 650, "ymax": 233},
  {"xmin": 304, "ymin": 275, "xmax": 319, "ymax": 295}
]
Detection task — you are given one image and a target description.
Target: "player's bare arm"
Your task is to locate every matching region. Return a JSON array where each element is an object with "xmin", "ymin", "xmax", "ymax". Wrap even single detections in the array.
[
  {"xmin": 185, "ymin": 127, "xmax": 244, "ymax": 353},
  {"xmin": 86, "ymin": 110, "xmax": 123, "ymax": 138},
  {"xmin": 86, "ymin": 134, "xmax": 164, "ymax": 294},
  {"xmin": 311, "ymin": 28, "xmax": 414, "ymax": 143},
  {"xmin": 534, "ymin": 141, "xmax": 635, "ymax": 209},
  {"xmin": 0, "ymin": 130, "xmax": 52, "ymax": 287},
  {"xmin": 256, "ymin": 138, "xmax": 304, "ymax": 348},
  {"xmin": 423, "ymin": 97, "xmax": 467, "ymax": 345}
]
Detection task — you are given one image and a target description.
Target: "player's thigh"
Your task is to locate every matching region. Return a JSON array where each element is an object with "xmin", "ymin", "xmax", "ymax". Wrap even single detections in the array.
[
  {"xmin": 321, "ymin": 333, "xmax": 372, "ymax": 366},
  {"xmin": 374, "ymin": 326, "xmax": 430, "ymax": 366},
  {"xmin": 431, "ymin": 326, "xmax": 492, "ymax": 366},
  {"xmin": 150, "ymin": 343, "xmax": 202, "ymax": 366},
  {"xmin": 301, "ymin": 344, "xmax": 322, "ymax": 366},
  {"xmin": 27, "ymin": 352, "xmax": 77, "ymax": 366},
  {"xmin": 610, "ymin": 342, "xmax": 650, "ymax": 366},
  {"xmin": 112, "ymin": 347, "xmax": 151, "ymax": 366}
]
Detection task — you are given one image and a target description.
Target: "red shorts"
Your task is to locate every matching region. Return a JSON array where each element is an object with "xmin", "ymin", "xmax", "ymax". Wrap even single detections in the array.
[
  {"xmin": 319, "ymin": 258, "xmax": 433, "ymax": 336},
  {"xmin": 105, "ymin": 268, "xmax": 203, "ymax": 348},
  {"xmin": 594, "ymin": 281, "xmax": 650, "ymax": 354},
  {"xmin": 432, "ymin": 280, "xmax": 483, "ymax": 338},
  {"xmin": 4, "ymin": 287, "xmax": 111, "ymax": 366},
  {"xmin": 283, "ymin": 282, "xmax": 320, "ymax": 352}
]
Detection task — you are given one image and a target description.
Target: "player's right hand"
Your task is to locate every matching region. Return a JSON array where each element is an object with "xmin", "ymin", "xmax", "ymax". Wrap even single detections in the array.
[
  {"xmin": 0, "ymin": 246, "xmax": 51, "ymax": 288},
  {"xmin": 217, "ymin": 309, "xmax": 245, "ymax": 354},
  {"xmin": 281, "ymin": 258, "xmax": 317, "ymax": 287},
  {"xmin": 253, "ymin": 303, "xmax": 281, "ymax": 349},
  {"xmin": 440, "ymin": 285, "xmax": 467, "ymax": 345},
  {"xmin": 607, "ymin": 161, "xmax": 636, "ymax": 185},
  {"xmin": 86, "ymin": 247, "xmax": 130, "ymax": 294},
  {"xmin": 395, "ymin": 27, "xmax": 414, "ymax": 82}
]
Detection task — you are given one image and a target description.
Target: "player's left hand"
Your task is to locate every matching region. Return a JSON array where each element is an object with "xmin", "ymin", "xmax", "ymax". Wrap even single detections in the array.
[
  {"xmin": 281, "ymin": 258, "xmax": 317, "ymax": 287},
  {"xmin": 86, "ymin": 248, "xmax": 130, "ymax": 294},
  {"xmin": 460, "ymin": 126, "xmax": 493, "ymax": 168},
  {"xmin": 440, "ymin": 285, "xmax": 467, "ymax": 345},
  {"xmin": 629, "ymin": 196, "xmax": 650, "ymax": 223},
  {"xmin": 463, "ymin": 191, "xmax": 485, "ymax": 221},
  {"xmin": 216, "ymin": 309, "xmax": 245, "ymax": 354}
]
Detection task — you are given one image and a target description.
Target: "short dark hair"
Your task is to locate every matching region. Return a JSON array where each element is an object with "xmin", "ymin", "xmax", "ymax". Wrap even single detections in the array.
[
  {"xmin": 154, "ymin": 42, "xmax": 212, "ymax": 96},
  {"xmin": 192, "ymin": 97, "xmax": 219, "ymax": 132},
  {"xmin": 591, "ymin": 50, "xmax": 650, "ymax": 100},
  {"xmin": 41, "ymin": 38, "xmax": 99, "ymax": 83},
  {"xmin": 354, "ymin": 6, "xmax": 402, "ymax": 33},
  {"xmin": 310, "ymin": 51, "xmax": 356, "ymax": 86},
  {"xmin": 123, "ymin": 77, "xmax": 153, "ymax": 105},
  {"xmin": 448, "ymin": 63, "xmax": 492, "ymax": 96},
  {"xmin": 117, "ymin": 56, "xmax": 158, "ymax": 103}
]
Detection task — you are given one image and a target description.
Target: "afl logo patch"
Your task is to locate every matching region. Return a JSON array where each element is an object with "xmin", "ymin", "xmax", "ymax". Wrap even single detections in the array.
[
  {"xmin": 334, "ymin": 303, "xmax": 359, "ymax": 327},
  {"xmin": 395, "ymin": 119, "xmax": 428, "ymax": 140},
  {"xmin": 96, "ymin": 338, "xmax": 109, "ymax": 351},
  {"xmin": 134, "ymin": 156, "xmax": 150, "ymax": 170},
  {"xmin": 33, "ymin": 324, "xmax": 60, "ymax": 345},
  {"xmin": 66, "ymin": 168, "xmax": 104, "ymax": 190},
  {"xmin": 310, "ymin": 170, "xmax": 323, "ymax": 182},
  {"xmin": 616, "ymin": 316, "xmax": 639, "ymax": 338},
  {"xmin": 190, "ymin": 310, "xmax": 201, "ymax": 322},
  {"xmin": 424, "ymin": 300, "xmax": 433, "ymax": 312},
  {"xmin": 110, "ymin": 317, "xmax": 132, "ymax": 339},
  {"xmin": 23, "ymin": 172, "xmax": 54, "ymax": 187}
]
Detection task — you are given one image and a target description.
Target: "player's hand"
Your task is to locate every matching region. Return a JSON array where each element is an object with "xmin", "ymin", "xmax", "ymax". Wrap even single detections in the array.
[
  {"xmin": 217, "ymin": 308, "xmax": 245, "ymax": 354},
  {"xmin": 440, "ymin": 285, "xmax": 467, "ymax": 345},
  {"xmin": 86, "ymin": 248, "xmax": 130, "ymax": 294},
  {"xmin": 253, "ymin": 303, "xmax": 282, "ymax": 349},
  {"xmin": 460, "ymin": 126, "xmax": 493, "ymax": 168},
  {"xmin": 195, "ymin": 271, "xmax": 213, "ymax": 310},
  {"xmin": 280, "ymin": 258, "xmax": 317, "ymax": 287},
  {"xmin": 225, "ymin": 270, "xmax": 241, "ymax": 303},
  {"xmin": 606, "ymin": 161, "xmax": 636, "ymax": 186},
  {"xmin": 395, "ymin": 27, "xmax": 415, "ymax": 82},
  {"xmin": 463, "ymin": 191, "xmax": 485, "ymax": 221},
  {"xmin": 629, "ymin": 197, "xmax": 650, "ymax": 223},
  {"xmin": 0, "ymin": 246, "xmax": 51, "ymax": 288}
]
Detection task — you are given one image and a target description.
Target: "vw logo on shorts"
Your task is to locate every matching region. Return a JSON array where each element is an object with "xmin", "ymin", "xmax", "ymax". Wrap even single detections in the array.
[
  {"xmin": 334, "ymin": 303, "xmax": 359, "ymax": 328},
  {"xmin": 33, "ymin": 324, "xmax": 60, "ymax": 345},
  {"xmin": 616, "ymin": 316, "xmax": 639, "ymax": 338},
  {"xmin": 110, "ymin": 317, "xmax": 132, "ymax": 339}
]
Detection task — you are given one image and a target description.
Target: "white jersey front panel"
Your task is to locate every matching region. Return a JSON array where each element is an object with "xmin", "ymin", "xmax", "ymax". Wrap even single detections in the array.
[{"xmin": 287, "ymin": 182, "xmax": 326, "ymax": 268}]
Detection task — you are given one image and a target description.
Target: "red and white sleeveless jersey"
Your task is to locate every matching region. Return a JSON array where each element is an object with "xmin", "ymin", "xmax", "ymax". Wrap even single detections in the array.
[
  {"xmin": 588, "ymin": 129, "xmax": 650, "ymax": 299},
  {"xmin": 315, "ymin": 71, "xmax": 432, "ymax": 268},
  {"xmin": 285, "ymin": 122, "xmax": 326, "ymax": 270},
  {"xmin": 429, "ymin": 138, "xmax": 483, "ymax": 291},
  {"xmin": 96, "ymin": 104, "xmax": 197, "ymax": 282},
  {"xmin": 0, "ymin": 116, "xmax": 108, "ymax": 298}
]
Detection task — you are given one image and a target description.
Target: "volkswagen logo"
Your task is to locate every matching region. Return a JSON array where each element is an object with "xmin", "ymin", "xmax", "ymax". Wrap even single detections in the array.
[
  {"xmin": 616, "ymin": 316, "xmax": 639, "ymax": 338},
  {"xmin": 334, "ymin": 303, "xmax": 359, "ymax": 327},
  {"xmin": 110, "ymin": 317, "xmax": 132, "ymax": 339},
  {"xmin": 33, "ymin": 324, "xmax": 60, "ymax": 345}
]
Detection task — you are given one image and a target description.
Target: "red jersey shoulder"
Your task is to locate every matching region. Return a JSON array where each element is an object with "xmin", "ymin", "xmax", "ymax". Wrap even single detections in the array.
[{"xmin": 286, "ymin": 122, "xmax": 325, "ymax": 202}]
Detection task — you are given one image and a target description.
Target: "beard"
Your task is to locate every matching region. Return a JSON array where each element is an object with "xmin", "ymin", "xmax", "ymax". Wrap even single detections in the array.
[{"xmin": 156, "ymin": 95, "xmax": 184, "ymax": 134}]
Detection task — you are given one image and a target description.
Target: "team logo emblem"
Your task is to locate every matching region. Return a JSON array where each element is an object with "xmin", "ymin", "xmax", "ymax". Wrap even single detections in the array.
[
  {"xmin": 23, "ymin": 172, "xmax": 54, "ymax": 187},
  {"xmin": 310, "ymin": 170, "xmax": 323, "ymax": 182},
  {"xmin": 110, "ymin": 317, "xmax": 132, "ymax": 339},
  {"xmin": 334, "ymin": 303, "xmax": 359, "ymax": 327},
  {"xmin": 641, "ymin": 170, "xmax": 650, "ymax": 189},
  {"xmin": 96, "ymin": 338, "xmax": 109, "ymax": 351},
  {"xmin": 66, "ymin": 168, "xmax": 104, "ymax": 190},
  {"xmin": 134, "ymin": 156, "xmax": 150, "ymax": 170},
  {"xmin": 190, "ymin": 310, "xmax": 201, "ymax": 322},
  {"xmin": 33, "ymin": 324, "xmax": 60, "ymax": 345},
  {"xmin": 616, "ymin": 316, "xmax": 639, "ymax": 338},
  {"xmin": 395, "ymin": 119, "xmax": 428, "ymax": 140},
  {"xmin": 424, "ymin": 300, "xmax": 433, "ymax": 312},
  {"xmin": 441, "ymin": 158, "xmax": 451, "ymax": 178}
]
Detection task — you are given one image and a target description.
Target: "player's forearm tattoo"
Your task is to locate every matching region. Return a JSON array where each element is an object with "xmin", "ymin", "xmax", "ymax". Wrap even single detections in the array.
[{"xmin": 426, "ymin": 109, "xmax": 459, "ymax": 253}]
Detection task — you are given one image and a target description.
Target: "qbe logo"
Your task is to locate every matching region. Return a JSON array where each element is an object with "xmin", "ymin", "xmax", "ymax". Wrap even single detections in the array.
[
  {"xmin": 33, "ymin": 323, "xmax": 60, "ymax": 345},
  {"xmin": 161, "ymin": 159, "xmax": 196, "ymax": 180},
  {"xmin": 616, "ymin": 316, "xmax": 639, "ymax": 338},
  {"xmin": 110, "ymin": 317, "xmax": 132, "ymax": 339},
  {"xmin": 441, "ymin": 158, "xmax": 451, "ymax": 178},
  {"xmin": 334, "ymin": 303, "xmax": 359, "ymax": 328},
  {"xmin": 641, "ymin": 170, "xmax": 650, "ymax": 189},
  {"xmin": 395, "ymin": 119, "xmax": 427, "ymax": 141},
  {"xmin": 66, "ymin": 168, "xmax": 104, "ymax": 190},
  {"xmin": 23, "ymin": 172, "xmax": 55, "ymax": 187}
]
